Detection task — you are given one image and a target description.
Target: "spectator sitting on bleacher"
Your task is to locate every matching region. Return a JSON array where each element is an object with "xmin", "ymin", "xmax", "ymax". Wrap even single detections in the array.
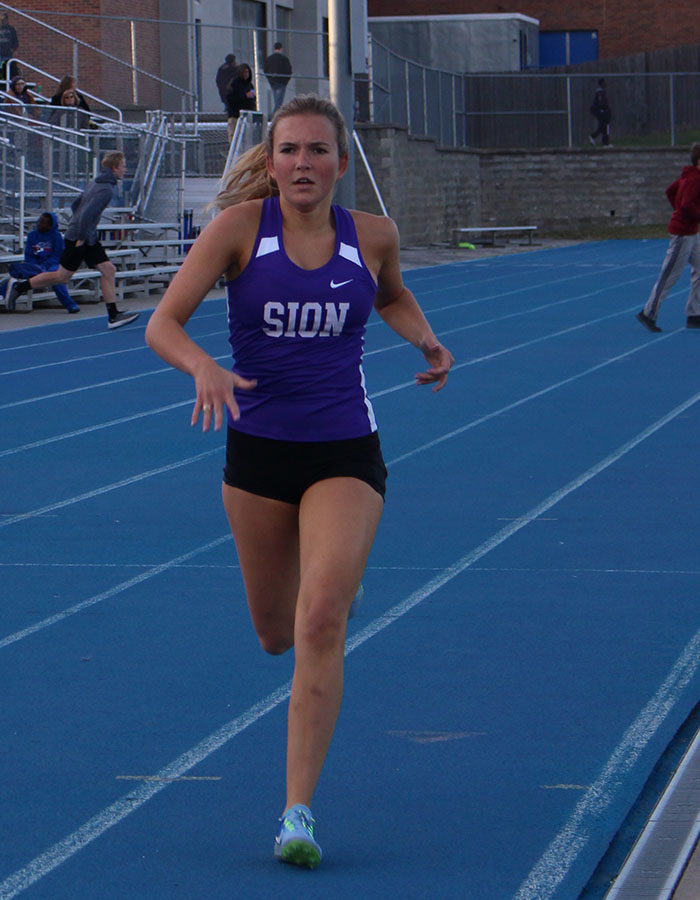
[
  {"xmin": 1, "ymin": 212, "xmax": 79, "ymax": 313},
  {"xmin": 50, "ymin": 88, "xmax": 97, "ymax": 130},
  {"xmin": 6, "ymin": 151, "xmax": 139, "ymax": 330},
  {"xmin": 50, "ymin": 75, "xmax": 91, "ymax": 113},
  {"xmin": 5, "ymin": 75, "xmax": 38, "ymax": 116}
]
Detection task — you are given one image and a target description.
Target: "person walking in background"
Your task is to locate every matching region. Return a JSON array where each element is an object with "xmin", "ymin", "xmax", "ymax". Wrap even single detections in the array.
[
  {"xmin": 144, "ymin": 94, "xmax": 453, "ymax": 869},
  {"xmin": 225, "ymin": 63, "xmax": 256, "ymax": 142},
  {"xmin": 0, "ymin": 212, "xmax": 79, "ymax": 313},
  {"xmin": 216, "ymin": 53, "xmax": 237, "ymax": 109},
  {"xmin": 6, "ymin": 151, "xmax": 139, "ymax": 330},
  {"xmin": 263, "ymin": 42, "xmax": 293, "ymax": 113},
  {"xmin": 636, "ymin": 142, "xmax": 700, "ymax": 332},
  {"xmin": 589, "ymin": 78, "xmax": 612, "ymax": 147}
]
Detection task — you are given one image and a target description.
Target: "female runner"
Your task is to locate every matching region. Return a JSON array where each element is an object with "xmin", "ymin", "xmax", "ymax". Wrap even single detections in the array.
[{"xmin": 145, "ymin": 95, "xmax": 453, "ymax": 869}]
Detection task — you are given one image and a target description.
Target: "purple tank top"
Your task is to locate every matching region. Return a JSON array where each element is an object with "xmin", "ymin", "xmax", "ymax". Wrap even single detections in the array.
[{"xmin": 225, "ymin": 195, "xmax": 379, "ymax": 441}]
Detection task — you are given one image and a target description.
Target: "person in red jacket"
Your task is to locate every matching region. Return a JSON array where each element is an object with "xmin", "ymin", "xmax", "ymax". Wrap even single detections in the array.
[{"xmin": 637, "ymin": 143, "xmax": 700, "ymax": 331}]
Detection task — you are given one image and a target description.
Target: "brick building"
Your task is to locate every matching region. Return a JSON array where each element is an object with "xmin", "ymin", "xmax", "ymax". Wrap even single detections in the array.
[
  {"xmin": 5, "ymin": 0, "xmax": 162, "ymax": 109},
  {"xmin": 366, "ymin": 1, "xmax": 700, "ymax": 62},
  {"xmin": 4, "ymin": 0, "xmax": 336, "ymax": 115}
]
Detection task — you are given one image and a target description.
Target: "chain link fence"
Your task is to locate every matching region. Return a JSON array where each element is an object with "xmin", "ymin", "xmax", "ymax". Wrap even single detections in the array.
[{"xmin": 367, "ymin": 39, "xmax": 700, "ymax": 149}]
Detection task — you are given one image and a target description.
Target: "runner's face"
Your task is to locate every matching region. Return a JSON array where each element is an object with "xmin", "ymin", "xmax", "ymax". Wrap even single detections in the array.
[{"xmin": 267, "ymin": 114, "xmax": 347, "ymax": 211}]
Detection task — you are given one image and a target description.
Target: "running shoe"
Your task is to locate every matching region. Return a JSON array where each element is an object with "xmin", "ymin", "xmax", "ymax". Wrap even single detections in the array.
[
  {"xmin": 3, "ymin": 277, "xmax": 17, "ymax": 310},
  {"xmin": 107, "ymin": 310, "xmax": 140, "ymax": 330},
  {"xmin": 274, "ymin": 804, "xmax": 322, "ymax": 868},
  {"xmin": 348, "ymin": 583, "xmax": 364, "ymax": 619}
]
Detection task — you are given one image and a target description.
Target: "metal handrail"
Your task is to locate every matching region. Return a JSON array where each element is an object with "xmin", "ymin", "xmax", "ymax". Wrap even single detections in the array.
[
  {"xmin": 220, "ymin": 111, "xmax": 264, "ymax": 186},
  {"xmin": 0, "ymin": 1, "xmax": 195, "ymax": 111},
  {"xmin": 136, "ymin": 112, "xmax": 174, "ymax": 216},
  {"xmin": 1, "ymin": 57, "xmax": 124, "ymax": 122}
]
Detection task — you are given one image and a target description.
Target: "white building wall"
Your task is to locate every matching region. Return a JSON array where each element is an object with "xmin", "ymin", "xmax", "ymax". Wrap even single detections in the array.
[{"xmin": 368, "ymin": 14, "xmax": 539, "ymax": 73}]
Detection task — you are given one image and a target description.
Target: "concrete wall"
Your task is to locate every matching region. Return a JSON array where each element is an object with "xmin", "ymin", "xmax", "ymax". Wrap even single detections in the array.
[
  {"xmin": 354, "ymin": 127, "xmax": 481, "ymax": 244},
  {"xmin": 354, "ymin": 123, "xmax": 685, "ymax": 244}
]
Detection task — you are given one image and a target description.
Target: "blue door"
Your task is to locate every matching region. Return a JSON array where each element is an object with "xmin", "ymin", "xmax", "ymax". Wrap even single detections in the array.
[{"xmin": 539, "ymin": 31, "xmax": 598, "ymax": 67}]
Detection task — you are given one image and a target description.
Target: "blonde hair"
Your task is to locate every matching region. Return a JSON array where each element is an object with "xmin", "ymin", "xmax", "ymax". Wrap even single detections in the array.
[
  {"xmin": 101, "ymin": 151, "xmax": 125, "ymax": 170},
  {"xmin": 213, "ymin": 94, "xmax": 349, "ymax": 211}
]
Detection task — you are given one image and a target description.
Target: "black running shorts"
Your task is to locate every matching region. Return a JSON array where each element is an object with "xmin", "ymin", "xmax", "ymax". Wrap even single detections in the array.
[
  {"xmin": 223, "ymin": 428, "xmax": 387, "ymax": 504},
  {"xmin": 60, "ymin": 240, "xmax": 110, "ymax": 271}
]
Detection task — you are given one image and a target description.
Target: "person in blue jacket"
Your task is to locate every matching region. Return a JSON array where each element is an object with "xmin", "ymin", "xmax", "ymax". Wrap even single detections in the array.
[{"xmin": 1, "ymin": 212, "xmax": 79, "ymax": 313}]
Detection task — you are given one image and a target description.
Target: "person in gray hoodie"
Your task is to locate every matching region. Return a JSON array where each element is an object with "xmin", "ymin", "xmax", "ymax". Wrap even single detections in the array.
[{"xmin": 6, "ymin": 151, "xmax": 139, "ymax": 329}]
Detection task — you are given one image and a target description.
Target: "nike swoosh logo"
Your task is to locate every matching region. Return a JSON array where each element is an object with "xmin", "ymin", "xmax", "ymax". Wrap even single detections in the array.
[{"xmin": 330, "ymin": 279, "xmax": 353, "ymax": 289}]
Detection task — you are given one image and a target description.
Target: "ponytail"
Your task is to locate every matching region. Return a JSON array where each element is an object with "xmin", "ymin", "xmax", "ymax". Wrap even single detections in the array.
[{"xmin": 212, "ymin": 143, "xmax": 278, "ymax": 211}]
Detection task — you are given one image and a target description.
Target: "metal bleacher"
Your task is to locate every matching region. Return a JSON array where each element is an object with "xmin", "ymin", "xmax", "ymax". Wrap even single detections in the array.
[{"xmin": 0, "ymin": 77, "xmax": 234, "ymax": 312}]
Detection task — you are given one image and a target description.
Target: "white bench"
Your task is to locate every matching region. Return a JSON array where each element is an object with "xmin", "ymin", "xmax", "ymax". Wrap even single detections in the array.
[
  {"xmin": 0, "ymin": 261, "xmax": 180, "ymax": 311},
  {"xmin": 0, "ymin": 248, "xmax": 137, "ymax": 268},
  {"xmin": 131, "ymin": 239, "xmax": 193, "ymax": 256},
  {"xmin": 114, "ymin": 264, "xmax": 180, "ymax": 300},
  {"xmin": 100, "ymin": 239, "xmax": 189, "ymax": 264},
  {"xmin": 453, "ymin": 225, "xmax": 538, "ymax": 247}
]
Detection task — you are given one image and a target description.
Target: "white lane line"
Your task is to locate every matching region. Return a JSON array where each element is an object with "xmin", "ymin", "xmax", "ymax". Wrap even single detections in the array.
[
  {"xmin": 403, "ymin": 252, "xmax": 650, "ymax": 299},
  {"xmin": 1, "ymin": 387, "xmax": 699, "ymax": 897},
  {"xmin": 365, "ymin": 271, "xmax": 654, "ymax": 331},
  {"xmin": 0, "ymin": 534, "xmax": 232, "ymax": 651},
  {"xmin": 2, "ymin": 270, "xmax": 677, "ymax": 412},
  {"xmin": 0, "ymin": 306, "xmax": 226, "ymax": 355},
  {"xmin": 604, "ymin": 724, "xmax": 700, "ymax": 899},
  {"xmin": 0, "ymin": 365, "xmax": 173, "ymax": 411},
  {"xmin": 0, "ymin": 680, "xmax": 294, "ymax": 900},
  {"xmin": 0, "ymin": 265, "xmax": 653, "ymax": 376},
  {"xmin": 0, "ymin": 399, "xmax": 193, "ymax": 459},
  {"xmin": 0, "ymin": 328, "xmax": 225, "ymax": 377},
  {"xmin": 377, "ymin": 327, "xmax": 682, "ymax": 441},
  {"xmin": 0, "ymin": 447, "xmax": 221, "ymax": 529},
  {"xmin": 514, "ymin": 628, "xmax": 700, "ymax": 900},
  {"xmin": 0, "ymin": 320, "xmax": 689, "ymax": 651},
  {"xmin": 0, "ymin": 314, "xmax": 676, "ymax": 535},
  {"xmin": 0, "ymin": 302, "xmax": 643, "ymax": 457}
]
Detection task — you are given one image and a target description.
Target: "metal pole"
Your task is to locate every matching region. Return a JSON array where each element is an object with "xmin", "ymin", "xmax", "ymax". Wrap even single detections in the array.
[
  {"xmin": 451, "ymin": 75, "xmax": 456, "ymax": 146},
  {"xmin": 669, "ymin": 74, "xmax": 675, "ymax": 147},
  {"xmin": 353, "ymin": 129, "xmax": 387, "ymax": 215},
  {"xmin": 178, "ymin": 139, "xmax": 186, "ymax": 235},
  {"xmin": 73, "ymin": 40, "xmax": 78, "ymax": 81},
  {"xmin": 566, "ymin": 75, "xmax": 573, "ymax": 148},
  {"xmin": 19, "ymin": 154, "xmax": 25, "ymax": 240},
  {"xmin": 328, "ymin": 0, "xmax": 356, "ymax": 207},
  {"xmin": 253, "ymin": 29, "xmax": 262, "ymax": 119},
  {"xmin": 46, "ymin": 140, "xmax": 53, "ymax": 209},
  {"xmin": 404, "ymin": 60, "xmax": 409, "ymax": 130},
  {"xmin": 367, "ymin": 33, "xmax": 374, "ymax": 123},
  {"xmin": 130, "ymin": 20, "xmax": 139, "ymax": 106}
]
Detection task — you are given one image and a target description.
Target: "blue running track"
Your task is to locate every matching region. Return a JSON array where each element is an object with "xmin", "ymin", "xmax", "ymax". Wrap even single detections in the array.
[{"xmin": 1, "ymin": 239, "xmax": 699, "ymax": 899}]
